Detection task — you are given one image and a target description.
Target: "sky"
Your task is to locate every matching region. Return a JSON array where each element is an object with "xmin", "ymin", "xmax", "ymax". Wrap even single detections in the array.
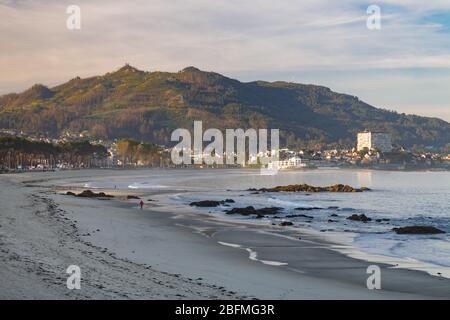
[{"xmin": 1, "ymin": 0, "xmax": 450, "ymax": 121}]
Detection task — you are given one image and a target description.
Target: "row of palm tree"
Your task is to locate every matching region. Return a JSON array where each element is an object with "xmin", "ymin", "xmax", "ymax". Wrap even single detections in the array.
[{"xmin": 0, "ymin": 136, "xmax": 108, "ymax": 170}]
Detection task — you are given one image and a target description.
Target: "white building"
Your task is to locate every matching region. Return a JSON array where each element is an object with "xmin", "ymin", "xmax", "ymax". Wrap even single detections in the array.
[
  {"xmin": 267, "ymin": 156, "xmax": 310, "ymax": 170},
  {"xmin": 357, "ymin": 131, "xmax": 392, "ymax": 152},
  {"xmin": 107, "ymin": 143, "xmax": 118, "ymax": 167}
]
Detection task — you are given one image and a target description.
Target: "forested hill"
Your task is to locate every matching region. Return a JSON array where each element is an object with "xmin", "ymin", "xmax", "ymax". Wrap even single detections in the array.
[{"xmin": 0, "ymin": 64, "xmax": 449, "ymax": 149}]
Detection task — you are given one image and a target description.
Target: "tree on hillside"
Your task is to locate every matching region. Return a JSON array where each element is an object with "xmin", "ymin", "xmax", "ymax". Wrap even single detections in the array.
[{"xmin": 116, "ymin": 138, "xmax": 160, "ymax": 166}]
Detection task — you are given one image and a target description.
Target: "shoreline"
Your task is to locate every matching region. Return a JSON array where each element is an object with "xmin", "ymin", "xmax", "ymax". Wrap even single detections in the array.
[
  {"xmin": 0, "ymin": 173, "xmax": 242, "ymax": 299},
  {"xmin": 1, "ymin": 169, "xmax": 450, "ymax": 299},
  {"xmin": 160, "ymin": 190, "xmax": 450, "ymax": 279},
  {"xmin": 1, "ymin": 165, "xmax": 449, "ymax": 176}
]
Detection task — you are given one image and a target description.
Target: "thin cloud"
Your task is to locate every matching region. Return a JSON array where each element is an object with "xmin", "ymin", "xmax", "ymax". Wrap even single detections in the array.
[{"xmin": 0, "ymin": 0, "xmax": 449, "ymax": 120}]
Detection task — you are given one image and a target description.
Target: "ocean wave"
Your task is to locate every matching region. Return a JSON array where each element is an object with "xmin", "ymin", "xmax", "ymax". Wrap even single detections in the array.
[
  {"xmin": 267, "ymin": 197, "xmax": 319, "ymax": 209},
  {"xmin": 128, "ymin": 182, "xmax": 168, "ymax": 189},
  {"xmin": 217, "ymin": 242, "xmax": 288, "ymax": 266},
  {"xmin": 354, "ymin": 233, "xmax": 450, "ymax": 268}
]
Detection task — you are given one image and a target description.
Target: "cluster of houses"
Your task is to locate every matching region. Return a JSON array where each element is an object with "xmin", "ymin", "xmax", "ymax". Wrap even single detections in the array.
[
  {"xmin": 268, "ymin": 131, "xmax": 449, "ymax": 170},
  {"xmin": 1, "ymin": 128, "xmax": 449, "ymax": 170}
]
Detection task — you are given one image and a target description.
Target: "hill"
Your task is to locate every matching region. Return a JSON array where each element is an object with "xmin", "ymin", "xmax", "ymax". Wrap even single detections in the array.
[{"xmin": 0, "ymin": 64, "xmax": 449, "ymax": 149}]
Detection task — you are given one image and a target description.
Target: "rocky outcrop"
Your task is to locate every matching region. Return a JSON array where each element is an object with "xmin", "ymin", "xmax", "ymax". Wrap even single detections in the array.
[
  {"xmin": 190, "ymin": 200, "xmax": 221, "ymax": 207},
  {"xmin": 190, "ymin": 199, "xmax": 235, "ymax": 207},
  {"xmin": 346, "ymin": 214, "xmax": 371, "ymax": 222},
  {"xmin": 279, "ymin": 221, "xmax": 294, "ymax": 226},
  {"xmin": 249, "ymin": 184, "xmax": 370, "ymax": 193},
  {"xmin": 225, "ymin": 206, "xmax": 282, "ymax": 216},
  {"xmin": 285, "ymin": 214, "xmax": 314, "ymax": 219},
  {"xmin": 392, "ymin": 226, "xmax": 445, "ymax": 235},
  {"xmin": 67, "ymin": 190, "xmax": 114, "ymax": 198},
  {"xmin": 127, "ymin": 195, "xmax": 141, "ymax": 200}
]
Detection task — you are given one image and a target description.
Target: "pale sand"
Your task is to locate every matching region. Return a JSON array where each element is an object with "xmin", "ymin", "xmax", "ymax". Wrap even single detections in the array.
[
  {"xmin": 1, "ymin": 169, "xmax": 449, "ymax": 299},
  {"xmin": 0, "ymin": 173, "xmax": 239, "ymax": 299}
]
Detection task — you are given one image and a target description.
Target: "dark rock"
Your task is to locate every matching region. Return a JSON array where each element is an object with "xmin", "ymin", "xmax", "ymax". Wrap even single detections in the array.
[
  {"xmin": 97, "ymin": 192, "xmax": 110, "ymax": 197},
  {"xmin": 77, "ymin": 190, "xmax": 95, "ymax": 197},
  {"xmin": 190, "ymin": 199, "xmax": 235, "ymax": 207},
  {"xmin": 392, "ymin": 226, "xmax": 445, "ymax": 235},
  {"xmin": 190, "ymin": 200, "xmax": 222, "ymax": 207},
  {"xmin": 227, "ymin": 206, "xmax": 258, "ymax": 215},
  {"xmin": 127, "ymin": 195, "xmax": 141, "ymax": 200},
  {"xmin": 285, "ymin": 214, "xmax": 314, "ymax": 219},
  {"xmin": 295, "ymin": 207, "xmax": 322, "ymax": 211},
  {"xmin": 66, "ymin": 191, "xmax": 76, "ymax": 196},
  {"xmin": 347, "ymin": 214, "xmax": 371, "ymax": 222},
  {"xmin": 279, "ymin": 221, "xmax": 294, "ymax": 226},
  {"xmin": 76, "ymin": 190, "xmax": 114, "ymax": 198},
  {"xmin": 328, "ymin": 219, "xmax": 336, "ymax": 223},
  {"xmin": 330, "ymin": 213, "xmax": 339, "ymax": 217},
  {"xmin": 225, "ymin": 206, "xmax": 282, "ymax": 216},
  {"xmin": 376, "ymin": 218, "xmax": 390, "ymax": 222}
]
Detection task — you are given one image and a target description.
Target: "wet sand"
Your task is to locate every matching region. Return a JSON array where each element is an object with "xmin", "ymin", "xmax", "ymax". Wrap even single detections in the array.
[{"xmin": 1, "ymin": 169, "xmax": 449, "ymax": 299}]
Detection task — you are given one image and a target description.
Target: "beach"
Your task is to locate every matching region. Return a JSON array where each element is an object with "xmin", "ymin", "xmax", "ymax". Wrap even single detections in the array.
[{"xmin": 1, "ymin": 169, "xmax": 449, "ymax": 299}]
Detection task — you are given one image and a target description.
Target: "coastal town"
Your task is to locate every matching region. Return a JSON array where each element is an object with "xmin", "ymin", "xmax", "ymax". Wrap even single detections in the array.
[{"xmin": 1, "ymin": 128, "xmax": 449, "ymax": 172}]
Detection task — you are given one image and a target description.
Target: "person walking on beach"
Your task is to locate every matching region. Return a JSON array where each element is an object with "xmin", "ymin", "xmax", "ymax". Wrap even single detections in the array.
[{"xmin": 139, "ymin": 200, "xmax": 144, "ymax": 210}]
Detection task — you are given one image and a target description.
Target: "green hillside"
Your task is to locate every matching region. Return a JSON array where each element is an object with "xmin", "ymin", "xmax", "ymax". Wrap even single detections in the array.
[{"xmin": 0, "ymin": 65, "xmax": 448, "ymax": 149}]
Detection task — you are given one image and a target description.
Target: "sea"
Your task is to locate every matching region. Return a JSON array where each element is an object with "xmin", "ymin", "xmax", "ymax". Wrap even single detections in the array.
[{"xmin": 83, "ymin": 168, "xmax": 450, "ymax": 271}]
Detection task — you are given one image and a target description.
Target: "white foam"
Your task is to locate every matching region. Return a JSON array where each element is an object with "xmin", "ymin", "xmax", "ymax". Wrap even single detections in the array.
[
  {"xmin": 245, "ymin": 248, "xmax": 288, "ymax": 266},
  {"xmin": 267, "ymin": 196, "xmax": 325, "ymax": 210},
  {"xmin": 128, "ymin": 182, "xmax": 168, "ymax": 189},
  {"xmin": 217, "ymin": 241, "xmax": 287, "ymax": 266},
  {"xmin": 83, "ymin": 183, "xmax": 99, "ymax": 189},
  {"xmin": 218, "ymin": 241, "xmax": 242, "ymax": 248}
]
